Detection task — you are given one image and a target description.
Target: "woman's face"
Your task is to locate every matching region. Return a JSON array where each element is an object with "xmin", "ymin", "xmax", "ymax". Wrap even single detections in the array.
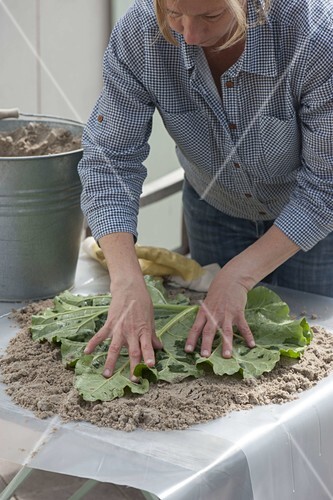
[{"xmin": 164, "ymin": 0, "xmax": 239, "ymax": 47}]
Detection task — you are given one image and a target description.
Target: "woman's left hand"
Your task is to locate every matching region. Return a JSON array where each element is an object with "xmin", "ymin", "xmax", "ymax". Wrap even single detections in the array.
[{"xmin": 185, "ymin": 265, "xmax": 256, "ymax": 358}]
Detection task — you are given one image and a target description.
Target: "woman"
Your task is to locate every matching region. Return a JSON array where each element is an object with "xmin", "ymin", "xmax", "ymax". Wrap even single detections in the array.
[{"xmin": 78, "ymin": 0, "xmax": 333, "ymax": 380}]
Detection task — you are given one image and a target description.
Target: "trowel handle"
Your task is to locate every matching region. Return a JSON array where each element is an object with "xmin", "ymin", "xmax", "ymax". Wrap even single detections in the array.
[{"xmin": 0, "ymin": 108, "xmax": 20, "ymax": 119}]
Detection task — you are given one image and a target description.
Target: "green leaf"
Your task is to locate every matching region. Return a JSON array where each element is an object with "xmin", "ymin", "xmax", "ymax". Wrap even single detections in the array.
[
  {"xmin": 233, "ymin": 344, "xmax": 281, "ymax": 378},
  {"xmin": 75, "ymin": 354, "xmax": 149, "ymax": 402},
  {"xmin": 145, "ymin": 276, "xmax": 168, "ymax": 304},
  {"xmin": 195, "ymin": 287, "xmax": 312, "ymax": 377},
  {"xmin": 31, "ymin": 306, "xmax": 108, "ymax": 343},
  {"xmin": 195, "ymin": 347, "xmax": 241, "ymax": 376},
  {"xmin": 196, "ymin": 342, "xmax": 282, "ymax": 378},
  {"xmin": 152, "ymin": 305, "xmax": 203, "ymax": 382},
  {"xmin": 30, "ymin": 284, "xmax": 313, "ymax": 401},
  {"xmin": 61, "ymin": 339, "xmax": 87, "ymax": 366},
  {"xmin": 61, "ymin": 339, "xmax": 110, "ymax": 367},
  {"xmin": 244, "ymin": 287, "xmax": 311, "ymax": 358},
  {"xmin": 245, "ymin": 286, "xmax": 290, "ymax": 321}
]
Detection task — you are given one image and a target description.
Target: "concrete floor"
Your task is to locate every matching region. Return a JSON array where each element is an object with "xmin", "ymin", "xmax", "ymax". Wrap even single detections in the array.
[{"xmin": 0, "ymin": 459, "xmax": 146, "ymax": 499}]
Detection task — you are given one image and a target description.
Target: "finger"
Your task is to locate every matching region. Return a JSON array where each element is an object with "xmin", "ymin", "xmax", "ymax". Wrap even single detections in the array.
[
  {"xmin": 128, "ymin": 338, "xmax": 143, "ymax": 382},
  {"xmin": 150, "ymin": 313, "xmax": 162, "ymax": 350},
  {"xmin": 103, "ymin": 340, "xmax": 122, "ymax": 378},
  {"xmin": 185, "ymin": 308, "xmax": 207, "ymax": 353},
  {"xmin": 139, "ymin": 332, "xmax": 156, "ymax": 368},
  {"xmin": 237, "ymin": 317, "xmax": 256, "ymax": 348},
  {"xmin": 152, "ymin": 332, "xmax": 163, "ymax": 350},
  {"xmin": 200, "ymin": 321, "xmax": 218, "ymax": 357},
  {"xmin": 220, "ymin": 321, "xmax": 234, "ymax": 358},
  {"xmin": 84, "ymin": 325, "xmax": 111, "ymax": 355}
]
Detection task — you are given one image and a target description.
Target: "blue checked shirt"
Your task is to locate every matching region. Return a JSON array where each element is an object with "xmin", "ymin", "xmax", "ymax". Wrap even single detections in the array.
[{"xmin": 78, "ymin": 0, "xmax": 333, "ymax": 251}]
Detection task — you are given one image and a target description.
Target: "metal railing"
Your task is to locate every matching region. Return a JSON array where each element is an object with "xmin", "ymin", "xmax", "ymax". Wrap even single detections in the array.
[{"xmin": 140, "ymin": 167, "xmax": 189, "ymax": 255}]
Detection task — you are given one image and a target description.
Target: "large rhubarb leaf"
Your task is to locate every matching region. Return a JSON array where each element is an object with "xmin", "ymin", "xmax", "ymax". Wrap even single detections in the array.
[
  {"xmin": 196, "ymin": 344, "xmax": 282, "ymax": 379},
  {"xmin": 195, "ymin": 287, "xmax": 312, "ymax": 378},
  {"xmin": 31, "ymin": 305, "xmax": 108, "ymax": 343},
  {"xmin": 61, "ymin": 338, "xmax": 111, "ymax": 367},
  {"xmin": 30, "ymin": 282, "xmax": 312, "ymax": 401},
  {"xmin": 150, "ymin": 306, "xmax": 203, "ymax": 383},
  {"xmin": 74, "ymin": 352, "xmax": 150, "ymax": 401}
]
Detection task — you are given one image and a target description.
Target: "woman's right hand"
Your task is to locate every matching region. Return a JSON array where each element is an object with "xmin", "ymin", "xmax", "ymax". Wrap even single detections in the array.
[
  {"xmin": 84, "ymin": 278, "xmax": 163, "ymax": 380},
  {"xmin": 83, "ymin": 232, "xmax": 163, "ymax": 381}
]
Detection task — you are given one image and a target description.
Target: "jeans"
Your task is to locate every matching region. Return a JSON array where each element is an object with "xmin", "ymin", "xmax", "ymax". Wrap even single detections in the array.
[{"xmin": 182, "ymin": 179, "xmax": 333, "ymax": 297}]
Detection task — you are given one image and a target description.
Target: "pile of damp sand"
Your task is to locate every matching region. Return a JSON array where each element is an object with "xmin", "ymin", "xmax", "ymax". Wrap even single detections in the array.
[
  {"xmin": 0, "ymin": 122, "xmax": 81, "ymax": 157},
  {"xmin": 1, "ymin": 301, "xmax": 333, "ymax": 432}
]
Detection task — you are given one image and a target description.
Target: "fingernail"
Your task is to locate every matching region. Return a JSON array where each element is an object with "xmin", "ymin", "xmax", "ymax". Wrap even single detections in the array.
[
  {"xmin": 249, "ymin": 341, "xmax": 256, "ymax": 348},
  {"xmin": 185, "ymin": 344, "xmax": 194, "ymax": 352},
  {"xmin": 103, "ymin": 369, "xmax": 111, "ymax": 377},
  {"xmin": 131, "ymin": 375, "xmax": 139, "ymax": 383},
  {"xmin": 224, "ymin": 350, "xmax": 231, "ymax": 357},
  {"xmin": 84, "ymin": 348, "xmax": 90, "ymax": 354},
  {"xmin": 146, "ymin": 359, "xmax": 154, "ymax": 366},
  {"xmin": 202, "ymin": 350, "xmax": 209, "ymax": 357}
]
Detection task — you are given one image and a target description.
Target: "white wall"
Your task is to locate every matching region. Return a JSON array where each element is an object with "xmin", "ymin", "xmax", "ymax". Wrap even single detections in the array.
[
  {"xmin": 0, "ymin": 0, "xmax": 182, "ymax": 249},
  {"xmin": 0, "ymin": 0, "xmax": 110, "ymax": 122}
]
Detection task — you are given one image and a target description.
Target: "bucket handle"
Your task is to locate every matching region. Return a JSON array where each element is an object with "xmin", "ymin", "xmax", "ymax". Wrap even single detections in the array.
[
  {"xmin": 0, "ymin": 109, "xmax": 85, "ymax": 128},
  {"xmin": 0, "ymin": 108, "xmax": 20, "ymax": 120}
]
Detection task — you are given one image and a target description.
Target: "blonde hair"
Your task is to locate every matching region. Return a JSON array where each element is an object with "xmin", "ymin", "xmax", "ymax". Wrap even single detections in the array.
[{"xmin": 154, "ymin": 0, "xmax": 271, "ymax": 50}]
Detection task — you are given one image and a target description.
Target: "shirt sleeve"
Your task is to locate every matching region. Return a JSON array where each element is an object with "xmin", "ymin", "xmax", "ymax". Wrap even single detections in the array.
[
  {"xmin": 274, "ymin": 23, "xmax": 333, "ymax": 251},
  {"xmin": 78, "ymin": 6, "xmax": 155, "ymax": 242}
]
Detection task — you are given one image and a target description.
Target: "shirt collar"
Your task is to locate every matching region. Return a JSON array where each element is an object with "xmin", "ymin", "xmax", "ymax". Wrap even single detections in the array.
[{"xmin": 179, "ymin": 0, "xmax": 277, "ymax": 77}]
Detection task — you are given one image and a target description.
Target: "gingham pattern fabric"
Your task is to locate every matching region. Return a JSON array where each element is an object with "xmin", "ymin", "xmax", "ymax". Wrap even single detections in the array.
[
  {"xmin": 182, "ymin": 178, "xmax": 333, "ymax": 296},
  {"xmin": 78, "ymin": 0, "xmax": 333, "ymax": 251}
]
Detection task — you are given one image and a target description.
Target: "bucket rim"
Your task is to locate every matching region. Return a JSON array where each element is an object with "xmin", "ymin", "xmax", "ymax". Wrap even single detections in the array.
[
  {"xmin": 0, "ymin": 113, "xmax": 84, "ymax": 160},
  {"xmin": 0, "ymin": 147, "xmax": 83, "ymax": 161}
]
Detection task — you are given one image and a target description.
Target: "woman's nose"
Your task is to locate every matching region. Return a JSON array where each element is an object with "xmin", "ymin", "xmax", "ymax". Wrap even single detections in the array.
[{"xmin": 182, "ymin": 17, "xmax": 205, "ymax": 45}]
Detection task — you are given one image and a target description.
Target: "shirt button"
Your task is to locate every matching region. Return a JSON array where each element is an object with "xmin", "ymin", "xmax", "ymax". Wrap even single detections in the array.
[
  {"xmin": 233, "ymin": 162, "xmax": 240, "ymax": 168},
  {"xmin": 97, "ymin": 114, "xmax": 104, "ymax": 123},
  {"xmin": 228, "ymin": 123, "xmax": 237, "ymax": 130},
  {"xmin": 225, "ymin": 81, "xmax": 234, "ymax": 88},
  {"xmin": 245, "ymin": 193, "xmax": 252, "ymax": 198}
]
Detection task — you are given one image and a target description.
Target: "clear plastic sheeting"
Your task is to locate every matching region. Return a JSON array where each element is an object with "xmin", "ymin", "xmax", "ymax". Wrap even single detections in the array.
[{"xmin": 0, "ymin": 250, "xmax": 333, "ymax": 500}]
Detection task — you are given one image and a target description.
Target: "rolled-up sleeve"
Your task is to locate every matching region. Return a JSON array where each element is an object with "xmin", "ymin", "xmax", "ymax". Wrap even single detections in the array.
[
  {"xmin": 78, "ymin": 7, "xmax": 155, "ymax": 241},
  {"xmin": 274, "ymin": 27, "xmax": 333, "ymax": 251}
]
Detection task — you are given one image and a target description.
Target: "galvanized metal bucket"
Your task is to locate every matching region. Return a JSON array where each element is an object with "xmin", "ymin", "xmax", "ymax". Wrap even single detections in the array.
[{"xmin": 0, "ymin": 114, "xmax": 84, "ymax": 301}]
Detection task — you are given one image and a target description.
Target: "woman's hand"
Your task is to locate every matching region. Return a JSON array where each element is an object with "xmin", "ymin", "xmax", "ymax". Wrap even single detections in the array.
[
  {"xmin": 185, "ymin": 265, "xmax": 256, "ymax": 358},
  {"xmin": 185, "ymin": 225, "xmax": 300, "ymax": 358},
  {"xmin": 84, "ymin": 232, "xmax": 163, "ymax": 380},
  {"xmin": 84, "ymin": 280, "xmax": 162, "ymax": 380}
]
